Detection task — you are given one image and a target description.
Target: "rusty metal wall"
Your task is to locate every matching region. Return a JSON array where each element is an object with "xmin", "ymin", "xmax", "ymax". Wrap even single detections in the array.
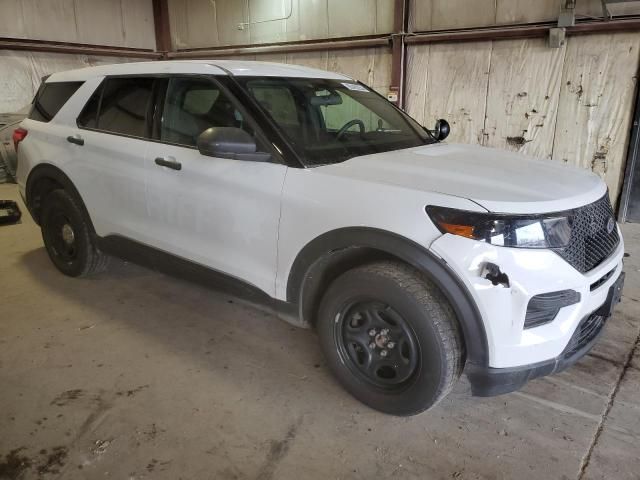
[{"xmin": 405, "ymin": 33, "xmax": 640, "ymax": 207}]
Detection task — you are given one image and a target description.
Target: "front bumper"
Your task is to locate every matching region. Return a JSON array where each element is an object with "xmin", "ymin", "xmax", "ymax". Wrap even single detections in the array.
[
  {"xmin": 430, "ymin": 231, "xmax": 624, "ymax": 369},
  {"xmin": 466, "ymin": 271, "xmax": 624, "ymax": 396}
]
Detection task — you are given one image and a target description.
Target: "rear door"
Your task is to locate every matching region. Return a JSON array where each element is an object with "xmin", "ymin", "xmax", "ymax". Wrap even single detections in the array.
[
  {"xmin": 143, "ymin": 75, "xmax": 287, "ymax": 295},
  {"xmin": 71, "ymin": 76, "xmax": 156, "ymax": 242}
]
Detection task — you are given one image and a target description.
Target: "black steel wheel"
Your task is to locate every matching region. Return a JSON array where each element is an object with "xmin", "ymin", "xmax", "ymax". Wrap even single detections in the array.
[
  {"xmin": 317, "ymin": 261, "xmax": 464, "ymax": 416},
  {"xmin": 41, "ymin": 189, "xmax": 109, "ymax": 277},
  {"xmin": 335, "ymin": 300, "xmax": 419, "ymax": 390},
  {"xmin": 44, "ymin": 210, "xmax": 78, "ymax": 264}
]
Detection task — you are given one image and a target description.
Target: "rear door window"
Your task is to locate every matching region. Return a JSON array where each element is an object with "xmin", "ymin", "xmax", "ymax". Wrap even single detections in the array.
[
  {"xmin": 94, "ymin": 77, "xmax": 155, "ymax": 138},
  {"xmin": 29, "ymin": 81, "xmax": 84, "ymax": 122}
]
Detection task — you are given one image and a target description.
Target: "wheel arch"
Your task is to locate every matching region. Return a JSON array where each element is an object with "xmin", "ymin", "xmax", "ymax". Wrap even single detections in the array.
[
  {"xmin": 25, "ymin": 163, "xmax": 94, "ymax": 231},
  {"xmin": 286, "ymin": 227, "xmax": 489, "ymax": 367}
]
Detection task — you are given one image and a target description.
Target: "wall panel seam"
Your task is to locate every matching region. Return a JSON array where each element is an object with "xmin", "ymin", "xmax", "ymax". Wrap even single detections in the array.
[
  {"xmin": 549, "ymin": 42, "xmax": 569, "ymax": 161},
  {"xmin": 481, "ymin": 41, "xmax": 495, "ymax": 146}
]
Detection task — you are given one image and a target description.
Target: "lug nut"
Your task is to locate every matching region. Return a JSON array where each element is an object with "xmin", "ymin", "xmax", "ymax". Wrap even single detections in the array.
[
  {"xmin": 380, "ymin": 350, "xmax": 388, "ymax": 357},
  {"xmin": 381, "ymin": 328, "xmax": 389, "ymax": 335},
  {"xmin": 369, "ymin": 329, "xmax": 376, "ymax": 337},
  {"xmin": 369, "ymin": 342, "xmax": 376, "ymax": 349},
  {"xmin": 387, "ymin": 342, "xmax": 395, "ymax": 349}
]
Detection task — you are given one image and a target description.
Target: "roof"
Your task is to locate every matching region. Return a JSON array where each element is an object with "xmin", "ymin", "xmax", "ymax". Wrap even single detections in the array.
[{"xmin": 47, "ymin": 59, "xmax": 353, "ymax": 82}]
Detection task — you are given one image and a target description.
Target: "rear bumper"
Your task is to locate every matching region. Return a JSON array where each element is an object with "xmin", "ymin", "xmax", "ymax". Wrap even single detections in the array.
[{"xmin": 466, "ymin": 271, "xmax": 624, "ymax": 396}]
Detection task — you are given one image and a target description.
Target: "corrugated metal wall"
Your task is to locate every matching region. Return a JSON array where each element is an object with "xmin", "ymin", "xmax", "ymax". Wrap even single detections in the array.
[
  {"xmin": 0, "ymin": 0, "xmax": 155, "ymax": 48},
  {"xmin": 168, "ymin": 0, "xmax": 640, "ymax": 48},
  {"xmin": 245, "ymin": 48, "xmax": 393, "ymax": 95},
  {"xmin": 1, "ymin": 0, "xmax": 639, "ymax": 208},
  {"xmin": 0, "ymin": 51, "xmax": 138, "ymax": 112},
  {"xmin": 405, "ymin": 34, "xmax": 640, "ymax": 206},
  {"xmin": 168, "ymin": 0, "xmax": 394, "ymax": 48},
  {"xmin": 0, "ymin": 0, "xmax": 155, "ymax": 112},
  {"xmin": 410, "ymin": 0, "xmax": 640, "ymax": 30}
]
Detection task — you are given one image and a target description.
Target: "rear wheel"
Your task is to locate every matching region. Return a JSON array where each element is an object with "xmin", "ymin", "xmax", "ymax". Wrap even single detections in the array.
[
  {"xmin": 41, "ymin": 189, "xmax": 108, "ymax": 277},
  {"xmin": 317, "ymin": 261, "xmax": 464, "ymax": 416}
]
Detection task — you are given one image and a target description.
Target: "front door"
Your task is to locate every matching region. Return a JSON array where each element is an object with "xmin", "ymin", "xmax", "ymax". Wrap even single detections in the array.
[{"xmin": 144, "ymin": 76, "xmax": 287, "ymax": 296}]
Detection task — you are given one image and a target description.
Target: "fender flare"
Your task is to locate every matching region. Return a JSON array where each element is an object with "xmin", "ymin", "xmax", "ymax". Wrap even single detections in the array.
[
  {"xmin": 25, "ymin": 163, "xmax": 95, "ymax": 231},
  {"xmin": 287, "ymin": 227, "xmax": 489, "ymax": 367}
]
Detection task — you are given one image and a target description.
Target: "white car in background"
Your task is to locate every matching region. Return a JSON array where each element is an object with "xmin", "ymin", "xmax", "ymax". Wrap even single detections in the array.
[{"xmin": 14, "ymin": 61, "xmax": 624, "ymax": 415}]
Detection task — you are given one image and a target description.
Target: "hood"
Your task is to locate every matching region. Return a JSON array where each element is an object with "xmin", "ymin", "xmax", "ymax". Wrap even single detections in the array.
[{"xmin": 313, "ymin": 143, "xmax": 606, "ymax": 214}]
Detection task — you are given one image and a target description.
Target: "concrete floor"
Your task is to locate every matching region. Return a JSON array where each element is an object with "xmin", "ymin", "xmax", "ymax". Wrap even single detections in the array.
[{"xmin": 1, "ymin": 182, "xmax": 639, "ymax": 480}]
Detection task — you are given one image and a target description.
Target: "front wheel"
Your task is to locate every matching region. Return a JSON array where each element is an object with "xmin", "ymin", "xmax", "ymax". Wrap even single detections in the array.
[{"xmin": 317, "ymin": 261, "xmax": 464, "ymax": 416}]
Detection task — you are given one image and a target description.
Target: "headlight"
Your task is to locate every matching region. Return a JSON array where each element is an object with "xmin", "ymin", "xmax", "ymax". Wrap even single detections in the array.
[{"xmin": 426, "ymin": 206, "xmax": 572, "ymax": 248}]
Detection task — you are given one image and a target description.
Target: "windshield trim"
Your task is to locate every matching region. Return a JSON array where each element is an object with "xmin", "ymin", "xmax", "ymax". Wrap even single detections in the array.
[
  {"xmin": 352, "ymin": 80, "xmax": 438, "ymax": 143},
  {"xmin": 219, "ymin": 74, "xmax": 305, "ymax": 168}
]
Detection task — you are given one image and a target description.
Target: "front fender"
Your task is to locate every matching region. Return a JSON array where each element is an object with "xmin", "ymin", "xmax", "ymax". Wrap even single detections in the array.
[{"xmin": 286, "ymin": 227, "xmax": 489, "ymax": 367}]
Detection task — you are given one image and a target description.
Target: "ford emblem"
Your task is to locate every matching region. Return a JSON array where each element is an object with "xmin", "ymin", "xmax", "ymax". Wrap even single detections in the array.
[{"xmin": 607, "ymin": 217, "xmax": 615, "ymax": 234}]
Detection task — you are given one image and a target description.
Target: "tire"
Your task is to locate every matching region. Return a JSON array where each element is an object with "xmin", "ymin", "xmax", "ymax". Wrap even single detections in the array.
[
  {"xmin": 317, "ymin": 261, "xmax": 464, "ymax": 416},
  {"xmin": 40, "ymin": 189, "xmax": 109, "ymax": 277}
]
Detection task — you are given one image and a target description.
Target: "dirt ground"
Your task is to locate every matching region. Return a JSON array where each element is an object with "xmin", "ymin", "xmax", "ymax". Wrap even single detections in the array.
[{"xmin": 1, "ymin": 183, "xmax": 638, "ymax": 479}]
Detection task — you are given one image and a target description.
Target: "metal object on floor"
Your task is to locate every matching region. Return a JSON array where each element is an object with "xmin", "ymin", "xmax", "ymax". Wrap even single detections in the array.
[{"xmin": 0, "ymin": 200, "xmax": 21, "ymax": 225}]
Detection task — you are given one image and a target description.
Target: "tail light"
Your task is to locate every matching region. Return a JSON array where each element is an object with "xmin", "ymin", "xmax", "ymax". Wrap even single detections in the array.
[{"xmin": 12, "ymin": 127, "xmax": 28, "ymax": 152}]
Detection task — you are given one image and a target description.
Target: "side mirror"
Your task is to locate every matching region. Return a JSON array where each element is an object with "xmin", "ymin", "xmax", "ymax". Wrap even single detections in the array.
[
  {"xmin": 430, "ymin": 119, "xmax": 450, "ymax": 141},
  {"xmin": 197, "ymin": 127, "xmax": 271, "ymax": 162}
]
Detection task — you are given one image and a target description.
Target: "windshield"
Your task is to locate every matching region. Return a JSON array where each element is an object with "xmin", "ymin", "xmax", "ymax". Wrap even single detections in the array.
[{"xmin": 236, "ymin": 77, "xmax": 434, "ymax": 166}]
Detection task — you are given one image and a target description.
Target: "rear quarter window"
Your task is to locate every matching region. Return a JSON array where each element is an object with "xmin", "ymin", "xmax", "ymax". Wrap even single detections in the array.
[{"xmin": 29, "ymin": 81, "xmax": 84, "ymax": 122}]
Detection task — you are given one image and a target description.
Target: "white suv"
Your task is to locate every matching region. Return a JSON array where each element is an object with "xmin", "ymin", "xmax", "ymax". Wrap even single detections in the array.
[{"xmin": 15, "ymin": 60, "xmax": 625, "ymax": 416}]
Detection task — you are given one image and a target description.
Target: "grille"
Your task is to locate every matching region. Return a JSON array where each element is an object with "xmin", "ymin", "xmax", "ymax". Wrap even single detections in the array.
[
  {"xmin": 563, "ymin": 312, "xmax": 605, "ymax": 359},
  {"xmin": 554, "ymin": 194, "xmax": 619, "ymax": 273}
]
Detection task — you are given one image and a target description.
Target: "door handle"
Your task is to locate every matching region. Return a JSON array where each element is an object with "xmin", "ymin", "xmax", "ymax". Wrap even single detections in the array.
[
  {"xmin": 155, "ymin": 157, "xmax": 182, "ymax": 171},
  {"xmin": 66, "ymin": 135, "xmax": 84, "ymax": 146}
]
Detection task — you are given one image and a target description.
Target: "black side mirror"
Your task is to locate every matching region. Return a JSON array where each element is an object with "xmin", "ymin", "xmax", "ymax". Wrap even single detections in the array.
[
  {"xmin": 197, "ymin": 127, "xmax": 271, "ymax": 162},
  {"xmin": 431, "ymin": 119, "xmax": 450, "ymax": 141}
]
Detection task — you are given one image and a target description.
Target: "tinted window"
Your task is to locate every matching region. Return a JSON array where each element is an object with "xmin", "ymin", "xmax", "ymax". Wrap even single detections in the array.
[
  {"xmin": 249, "ymin": 84, "xmax": 299, "ymax": 127},
  {"xmin": 239, "ymin": 77, "xmax": 433, "ymax": 166},
  {"xmin": 29, "ymin": 81, "xmax": 83, "ymax": 122},
  {"xmin": 96, "ymin": 77, "xmax": 154, "ymax": 137},
  {"xmin": 161, "ymin": 77, "xmax": 256, "ymax": 148}
]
